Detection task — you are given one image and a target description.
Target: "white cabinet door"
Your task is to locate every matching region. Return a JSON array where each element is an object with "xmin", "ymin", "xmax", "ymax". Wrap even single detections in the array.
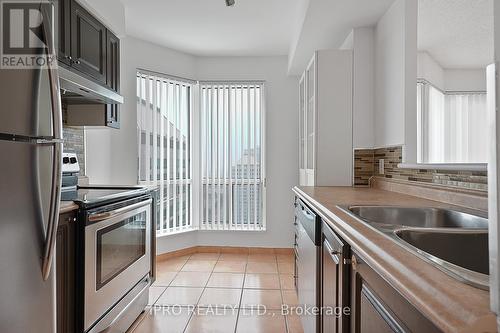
[
  {"xmin": 305, "ymin": 56, "xmax": 316, "ymax": 183},
  {"xmin": 297, "ymin": 50, "xmax": 353, "ymax": 187},
  {"xmin": 299, "ymin": 74, "xmax": 307, "ymax": 186}
]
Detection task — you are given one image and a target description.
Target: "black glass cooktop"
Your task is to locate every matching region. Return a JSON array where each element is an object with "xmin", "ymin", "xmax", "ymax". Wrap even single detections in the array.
[{"xmin": 63, "ymin": 185, "xmax": 150, "ymax": 208}]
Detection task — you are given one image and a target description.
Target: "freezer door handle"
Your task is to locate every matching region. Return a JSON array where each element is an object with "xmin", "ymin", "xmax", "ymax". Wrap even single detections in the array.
[
  {"xmin": 41, "ymin": 3, "xmax": 63, "ymax": 281},
  {"xmin": 0, "ymin": 133, "xmax": 64, "ymax": 144}
]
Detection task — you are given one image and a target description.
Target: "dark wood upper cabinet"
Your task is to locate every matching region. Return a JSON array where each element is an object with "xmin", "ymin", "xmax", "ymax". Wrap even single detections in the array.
[
  {"xmin": 106, "ymin": 30, "xmax": 120, "ymax": 92},
  {"xmin": 55, "ymin": 0, "xmax": 121, "ymax": 128},
  {"xmin": 70, "ymin": 0, "xmax": 107, "ymax": 84},
  {"xmin": 104, "ymin": 30, "xmax": 120, "ymax": 128},
  {"xmin": 54, "ymin": 0, "xmax": 72, "ymax": 65},
  {"xmin": 105, "ymin": 104, "xmax": 120, "ymax": 129},
  {"xmin": 350, "ymin": 251, "xmax": 442, "ymax": 333}
]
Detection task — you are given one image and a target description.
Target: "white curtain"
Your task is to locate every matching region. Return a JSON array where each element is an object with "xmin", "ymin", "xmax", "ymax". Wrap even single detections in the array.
[
  {"xmin": 443, "ymin": 93, "xmax": 487, "ymax": 163},
  {"xmin": 200, "ymin": 83, "xmax": 265, "ymax": 231},
  {"xmin": 137, "ymin": 72, "xmax": 193, "ymax": 235},
  {"xmin": 418, "ymin": 82, "xmax": 487, "ymax": 163},
  {"xmin": 426, "ymin": 86, "xmax": 445, "ymax": 162}
]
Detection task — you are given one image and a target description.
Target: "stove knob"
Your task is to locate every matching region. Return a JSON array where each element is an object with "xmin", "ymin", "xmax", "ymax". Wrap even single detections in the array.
[
  {"xmin": 63, "ymin": 157, "xmax": 69, "ymax": 164},
  {"xmin": 70, "ymin": 157, "xmax": 77, "ymax": 164}
]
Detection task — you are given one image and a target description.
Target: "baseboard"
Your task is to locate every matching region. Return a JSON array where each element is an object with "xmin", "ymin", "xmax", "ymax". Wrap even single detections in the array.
[
  {"xmin": 156, "ymin": 246, "xmax": 293, "ymax": 261},
  {"xmin": 156, "ymin": 247, "xmax": 197, "ymax": 261}
]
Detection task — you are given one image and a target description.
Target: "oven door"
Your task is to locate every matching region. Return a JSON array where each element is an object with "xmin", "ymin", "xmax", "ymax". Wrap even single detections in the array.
[{"xmin": 84, "ymin": 198, "xmax": 152, "ymax": 331}]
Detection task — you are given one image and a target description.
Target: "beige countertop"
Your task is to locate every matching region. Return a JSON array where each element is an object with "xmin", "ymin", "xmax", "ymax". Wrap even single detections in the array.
[
  {"xmin": 59, "ymin": 201, "xmax": 78, "ymax": 214},
  {"xmin": 293, "ymin": 186, "xmax": 496, "ymax": 333}
]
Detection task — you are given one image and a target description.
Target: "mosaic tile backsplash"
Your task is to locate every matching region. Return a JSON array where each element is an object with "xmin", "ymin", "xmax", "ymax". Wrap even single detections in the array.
[
  {"xmin": 354, "ymin": 146, "xmax": 487, "ymax": 191},
  {"xmin": 62, "ymin": 126, "xmax": 85, "ymax": 175},
  {"xmin": 353, "ymin": 149, "xmax": 375, "ymax": 186}
]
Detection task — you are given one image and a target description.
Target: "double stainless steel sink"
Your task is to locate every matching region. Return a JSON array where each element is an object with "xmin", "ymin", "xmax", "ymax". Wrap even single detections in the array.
[{"xmin": 338, "ymin": 206, "xmax": 489, "ymax": 290}]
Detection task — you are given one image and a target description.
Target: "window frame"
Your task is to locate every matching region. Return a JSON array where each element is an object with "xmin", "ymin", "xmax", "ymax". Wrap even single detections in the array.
[
  {"xmin": 137, "ymin": 72, "xmax": 267, "ymax": 235},
  {"xmin": 197, "ymin": 81, "xmax": 267, "ymax": 231},
  {"xmin": 137, "ymin": 70, "xmax": 195, "ymax": 235},
  {"xmin": 417, "ymin": 78, "xmax": 487, "ymax": 164}
]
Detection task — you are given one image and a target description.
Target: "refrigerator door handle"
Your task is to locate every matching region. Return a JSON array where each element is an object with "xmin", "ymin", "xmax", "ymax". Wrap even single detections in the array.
[
  {"xmin": 0, "ymin": 133, "xmax": 64, "ymax": 144},
  {"xmin": 41, "ymin": 3, "xmax": 63, "ymax": 281}
]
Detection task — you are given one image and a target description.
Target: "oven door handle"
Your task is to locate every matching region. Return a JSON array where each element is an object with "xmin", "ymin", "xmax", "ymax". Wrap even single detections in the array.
[{"xmin": 88, "ymin": 199, "xmax": 152, "ymax": 223}]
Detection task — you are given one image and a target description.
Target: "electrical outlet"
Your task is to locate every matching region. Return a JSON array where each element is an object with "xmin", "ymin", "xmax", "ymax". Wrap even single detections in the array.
[{"xmin": 379, "ymin": 159, "xmax": 385, "ymax": 174}]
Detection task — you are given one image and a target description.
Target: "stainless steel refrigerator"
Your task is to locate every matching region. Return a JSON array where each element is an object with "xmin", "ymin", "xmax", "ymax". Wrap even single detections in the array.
[
  {"xmin": 0, "ymin": 2, "xmax": 62, "ymax": 332},
  {"xmin": 489, "ymin": 61, "xmax": 500, "ymax": 331}
]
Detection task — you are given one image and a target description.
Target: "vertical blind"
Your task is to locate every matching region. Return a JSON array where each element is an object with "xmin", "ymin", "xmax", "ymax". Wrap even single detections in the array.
[
  {"xmin": 200, "ymin": 82, "xmax": 265, "ymax": 230},
  {"xmin": 417, "ymin": 81, "xmax": 487, "ymax": 163},
  {"xmin": 137, "ymin": 71, "xmax": 193, "ymax": 235}
]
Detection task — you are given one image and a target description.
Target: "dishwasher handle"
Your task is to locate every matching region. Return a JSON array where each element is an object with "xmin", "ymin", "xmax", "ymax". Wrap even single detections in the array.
[
  {"xmin": 295, "ymin": 199, "xmax": 320, "ymax": 245},
  {"xmin": 324, "ymin": 239, "xmax": 341, "ymax": 264}
]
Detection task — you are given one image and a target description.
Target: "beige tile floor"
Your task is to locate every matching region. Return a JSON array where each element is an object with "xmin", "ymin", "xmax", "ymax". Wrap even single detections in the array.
[{"xmin": 129, "ymin": 252, "xmax": 304, "ymax": 333}]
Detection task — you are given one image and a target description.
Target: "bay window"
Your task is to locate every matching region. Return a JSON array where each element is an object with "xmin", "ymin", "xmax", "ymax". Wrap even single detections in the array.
[
  {"xmin": 200, "ymin": 82, "xmax": 265, "ymax": 230},
  {"xmin": 137, "ymin": 71, "xmax": 266, "ymax": 235},
  {"xmin": 137, "ymin": 71, "xmax": 193, "ymax": 235}
]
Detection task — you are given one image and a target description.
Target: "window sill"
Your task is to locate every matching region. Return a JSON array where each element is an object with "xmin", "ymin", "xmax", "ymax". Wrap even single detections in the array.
[
  {"xmin": 198, "ymin": 227, "xmax": 267, "ymax": 232},
  {"xmin": 156, "ymin": 227, "xmax": 198, "ymax": 238},
  {"xmin": 156, "ymin": 226, "xmax": 266, "ymax": 237}
]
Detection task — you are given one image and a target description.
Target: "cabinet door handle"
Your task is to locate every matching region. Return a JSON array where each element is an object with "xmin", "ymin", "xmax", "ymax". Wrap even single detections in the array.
[
  {"xmin": 65, "ymin": 55, "xmax": 72, "ymax": 60},
  {"xmin": 324, "ymin": 239, "xmax": 340, "ymax": 264},
  {"xmin": 351, "ymin": 255, "xmax": 358, "ymax": 270},
  {"xmin": 72, "ymin": 59, "xmax": 81, "ymax": 64}
]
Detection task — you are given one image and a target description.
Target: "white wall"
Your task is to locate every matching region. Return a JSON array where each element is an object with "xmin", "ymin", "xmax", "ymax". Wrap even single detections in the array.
[
  {"xmin": 374, "ymin": 0, "xmax": 417, "ymax": 162},
  {"xmin": 444, "ymin": 69, "xmax": 486, "ymax": 92},
  {"xmin": 86, "ymin": 38, "xmax": 299, "ymax": 252},
  {"xmin": 86, "ymin": 37, "xmax": 197, "ymax": 186},
  {"xmin": 340, "ymin": 30, "xmax": 354, "ymax": 50},
  {"xmin": 497, "ymin": 0, "xmax": 500, "ymax": 62},
  {"xmin": 374, "ymin": 0, "xmax": 406, "ymax": 148},
  {"xmin": 417, "ymin": 52, "xmax": 486, "ymax": 92},
  {"xmin": 195, "ymin": 56, "xmax": 298, "ymax": 248},
  {"xmin": 417, "ymin": 51, "xmax": 444, "ymax": 90},
  {"xmin": 79, "ymin": 0, "xmax": 126, "ymax": 36},
  {"xmin": 344, "ymin": 28, "xmax": 375, "ymax": 149}
]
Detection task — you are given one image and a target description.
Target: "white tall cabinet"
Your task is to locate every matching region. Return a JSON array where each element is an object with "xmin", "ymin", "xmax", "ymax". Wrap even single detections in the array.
[{"xmin": 299, "ymin": 50, "xmax": 353, "ymax": 186}]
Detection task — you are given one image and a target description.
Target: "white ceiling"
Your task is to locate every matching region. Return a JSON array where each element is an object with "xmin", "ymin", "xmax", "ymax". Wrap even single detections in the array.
[
  {"xmin": 119, "ymin": 0, "xmax": 397, "ymax": 74},
  {"xmin": 120, "ymin": 0, "xmax": 301, "ymax": 56},
  {"xmin": 418, "ymin": 0, "xmax": 494, "ymax": 69},
  {"xmin": 287, "ymin": 0, "xmax": 395, "ymax": 74}
]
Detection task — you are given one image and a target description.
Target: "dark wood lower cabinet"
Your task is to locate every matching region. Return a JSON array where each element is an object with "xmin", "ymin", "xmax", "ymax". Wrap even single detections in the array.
[
  {"xmin": 321, "ymin": 221, "xmax": 350, "ymax": 333},
  {"xmin": 57, "ymin": 211, "xmax": 77, "ymax": 333},
  {"xmin": 350, "ymin": 251, "xmax": 442, "ymax": 333}
]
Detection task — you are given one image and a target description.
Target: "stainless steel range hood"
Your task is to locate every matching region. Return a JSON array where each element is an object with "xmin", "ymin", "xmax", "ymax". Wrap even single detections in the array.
[{"xmin": 58, "ymin": 66, "xmax": 123, "ymax": 104}]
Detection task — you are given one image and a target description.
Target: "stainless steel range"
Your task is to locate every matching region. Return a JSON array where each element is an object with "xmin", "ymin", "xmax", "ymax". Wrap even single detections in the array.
[
  {"xmin": 62, "ymin": 154, "xmax": 154, "ymax": 333},
  {"xmin": 77, "ymin": 187, "xmax": 152, "ymax": 333}
]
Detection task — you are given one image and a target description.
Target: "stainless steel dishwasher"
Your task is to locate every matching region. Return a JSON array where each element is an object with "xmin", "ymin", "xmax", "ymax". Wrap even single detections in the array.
[{"xmin": 295, "ymin": 198, "xmax": 321, "ymax": 333}]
